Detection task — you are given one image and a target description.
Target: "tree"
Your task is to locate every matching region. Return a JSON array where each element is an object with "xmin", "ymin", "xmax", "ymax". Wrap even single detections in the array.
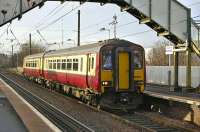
[
  {"xmin": 15, "ymin": 41, "xmax": 44, "ymax": 67},
  {"xmin": 0, "ymin": 54, "xmax": 9, "ymax": 68},
  {"xmin": 147, "ymin": 40, "xmax": 170, "ymax": 66}
]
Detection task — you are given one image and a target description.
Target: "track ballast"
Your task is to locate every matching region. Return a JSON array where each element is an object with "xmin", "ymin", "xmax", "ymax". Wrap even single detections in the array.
[{"xmin": 0, "ymin": 72, "xmax": 94, "ymax": 132}]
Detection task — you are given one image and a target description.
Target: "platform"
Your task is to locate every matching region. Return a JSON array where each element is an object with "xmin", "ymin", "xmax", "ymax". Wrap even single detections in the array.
[
  {"xmin": 0, "ymin": 79, "xmax": 59, "ymax": 132},
  {"xmin": 0, "ymin": 91, "xmax": 27, "ymax": 132},
  {"xmin": 145, "ymin": 84, "xmax": 200, "ymax": 126},
  {"xmin": 145, "ymin": 84, "xmax": 200, "ymax": 106}
]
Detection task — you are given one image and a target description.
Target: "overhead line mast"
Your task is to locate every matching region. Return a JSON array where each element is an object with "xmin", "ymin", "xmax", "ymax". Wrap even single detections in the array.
[
  {"xmin": 78, "ymin": 10, "xmax": 80, "ymax": 46},
  {"xmin": 109, "ymin": 14, "xmax": 118, "ymax": 39}
]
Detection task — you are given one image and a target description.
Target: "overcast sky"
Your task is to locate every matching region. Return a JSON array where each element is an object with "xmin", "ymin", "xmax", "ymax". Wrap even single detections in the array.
[{"xmin": 0, "ymin": 0, "xmax": 199, "ymax": 54}]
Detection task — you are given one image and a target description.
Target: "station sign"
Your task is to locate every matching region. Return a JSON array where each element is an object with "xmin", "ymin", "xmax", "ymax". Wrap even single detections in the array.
[{"xmin": 165, "ymin": 46, "xmax": 174, "ymax": 55}]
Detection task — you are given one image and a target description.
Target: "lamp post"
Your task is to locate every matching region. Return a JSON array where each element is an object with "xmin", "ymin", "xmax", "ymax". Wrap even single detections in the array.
[
  {"xmin": 47, "ymin": 42, "xmax": 57, "ymax": 46},
  {"xmin": 67, "ymin": 39, "xmax": 76, "ymax": 46},
  {"xmin": 100, "ymin": 27, "xmax": 111, "ymax": 40}
]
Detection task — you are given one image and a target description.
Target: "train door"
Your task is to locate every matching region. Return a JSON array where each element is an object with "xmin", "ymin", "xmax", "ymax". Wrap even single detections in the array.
[
  {"xmin": 39, "ymin": 58, "xmax": 42, "ymax": 75},
  {"xmin": 115, "ymin": 48, "xmax": 133, "ymax": 91},
  {"xmin": 118, "ymin": 52, "xmax": 130, "ymax": 90},
  {"xmin": 87, "ymin": 54, "xmax": 96, "ymax": 88}
]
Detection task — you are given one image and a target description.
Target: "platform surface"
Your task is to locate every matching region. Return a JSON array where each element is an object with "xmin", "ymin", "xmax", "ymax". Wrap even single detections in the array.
[
  {"xmin": 145, "ymin": 84, "xmax": 200, "ymax": 105},
  {"xmin": 0, "ymin": 79, "xmax": 58, "ymax": 132},
  {"xmin": 0, "ymin": 91, "xmax": 27, "ymax": 132}
]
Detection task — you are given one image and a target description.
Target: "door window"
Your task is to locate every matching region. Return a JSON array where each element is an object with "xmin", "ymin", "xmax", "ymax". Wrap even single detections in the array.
[
  {"xmin": 102, "ymin": 51, "xmax": 112, "ymax": 70},
  {"xmin": 134, "ymin": 51, "xmax": 143, "ymax": 69}
]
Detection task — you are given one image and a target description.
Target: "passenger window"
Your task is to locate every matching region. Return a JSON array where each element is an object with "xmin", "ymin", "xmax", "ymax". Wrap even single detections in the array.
[
  {"xmin": 53, "ymin": 60, "xmax": 56, "ymax": 69},
  {"xmin": 57, "ymin": 59, "xmax": 61, "ymax": 70},
  {"xmin": 102, "ymin": 51, "xmax": 112, "ymax": 70},
  {"xmin": 67, "ymin": 59, "xmax": 72, "ymax": 70},
  {"xmin": 73, "ymin": 59, "xmax": 78, "ymax": 71},
  {"xmin": 134, "ymin": 51, "xmax": 143, "ymax": 69},
  {"xmin": 62, "ymin": 59, "xmax": 66, "ymax": 70},
  {"xmin": 49, "ymin": 60, "xmax": 52, "ymax": 69}
]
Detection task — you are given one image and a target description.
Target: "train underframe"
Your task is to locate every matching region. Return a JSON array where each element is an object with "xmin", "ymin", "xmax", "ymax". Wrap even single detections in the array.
[
  {"xmin": 25, "ymin": 75, "xmax": 143, "ymax": 111},
  {"xmin": 100, "ymin": 87, "xmax": 143, "ymax": 111}
]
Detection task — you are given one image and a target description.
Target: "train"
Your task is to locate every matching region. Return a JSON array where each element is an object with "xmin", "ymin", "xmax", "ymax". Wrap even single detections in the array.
[{"xmin": 23, "ymin": 39, "xmax": 145, "ymax": 110}]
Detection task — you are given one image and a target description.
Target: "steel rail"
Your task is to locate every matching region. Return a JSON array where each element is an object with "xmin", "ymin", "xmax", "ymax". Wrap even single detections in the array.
[
  {"xmin": 119, "ymin": 113, "xmax": 180, "ymax": 132},
  {"xmin": 0, "ymin": 72, "xmax": 95, "ymax": 132}
]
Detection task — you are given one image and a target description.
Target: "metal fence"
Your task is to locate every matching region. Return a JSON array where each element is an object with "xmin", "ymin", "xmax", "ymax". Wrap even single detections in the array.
[{"xmin": 146, "ymin": 66, "xmax": 200, "ymax": 88}]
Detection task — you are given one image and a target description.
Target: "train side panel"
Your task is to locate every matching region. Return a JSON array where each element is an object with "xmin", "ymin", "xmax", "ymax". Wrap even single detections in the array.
[
  {"xmin": 23, "ymin": 58, "xmax": 41, "ymax": 78},
  {"xmin": 87, "ymin": 53, "xmax": 100, "ymax": 92},
  {"xmin": 43, "ymin": 53, "xmax": 100, "ymax": 92}
]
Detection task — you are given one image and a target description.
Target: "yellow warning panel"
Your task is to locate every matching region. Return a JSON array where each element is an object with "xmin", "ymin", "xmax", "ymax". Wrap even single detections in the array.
[{"xmin": 118, "ymin": 52, "xmax": 129, "ymax": 90}]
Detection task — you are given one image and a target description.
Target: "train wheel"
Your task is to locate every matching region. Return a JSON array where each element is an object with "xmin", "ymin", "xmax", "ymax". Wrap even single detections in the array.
[
  {"xmin": 97, "ymin": 104, "xmax": 101, "ymax": 111},
  {"xmin": 81, "ymin": 92, "xmax": 87, "ymax": 103},
  {"xmin": 91, "ymin": 95, "xmax": 96, "ymax": 106},
  {"xmin": 86, "ymin": 100, "xmax": 90, "ymax": 106},
  {"xmin": 90, "ymin": 94, "xmax": 100, "ymax": 107},
  {"xmin": 68, "ymin": 88, "xmax": 72, "ymax": 96},
  {"xmin": 151, "ymin": 104, "xmax": 159, "ymax": 112},
  {"xmin": 41, "ymin": 79, "xmax": 45, "ymax": 87},
  {"xmin": 49, "ymin": 83, "xmax": 52, "ymax": 91},
  {"xmin": 60, "ymin": 85, "xmax": 65, "ymax": 94}
]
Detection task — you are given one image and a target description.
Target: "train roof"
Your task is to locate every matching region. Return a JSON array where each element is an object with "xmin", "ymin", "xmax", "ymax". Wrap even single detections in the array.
[{"xmin": 24, "ymin": 39, "xmax": 143, "ymax": 59}]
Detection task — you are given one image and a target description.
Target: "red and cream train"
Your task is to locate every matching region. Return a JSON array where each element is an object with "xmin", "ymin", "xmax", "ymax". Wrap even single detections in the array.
[{"xmin": 23, "ymin": 39, "xmax": 145, "ymax": 109}]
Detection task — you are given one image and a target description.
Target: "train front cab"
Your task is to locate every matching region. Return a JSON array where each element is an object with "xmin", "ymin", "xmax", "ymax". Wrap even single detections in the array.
[{"xmin": 100, "ymin": 43, "xmax": 145, "ymax": 110}]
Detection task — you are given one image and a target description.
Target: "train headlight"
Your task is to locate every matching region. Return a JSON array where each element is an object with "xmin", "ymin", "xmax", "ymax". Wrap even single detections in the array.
[{"xmin": 102, "ymin": 81, "xmax": 112, "ymax": 86}]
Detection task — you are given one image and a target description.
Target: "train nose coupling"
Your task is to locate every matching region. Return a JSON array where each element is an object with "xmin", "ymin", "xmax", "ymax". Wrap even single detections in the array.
[{"xmin": 119, "ymin": 93, "xmax": 129, "ymax": 104}]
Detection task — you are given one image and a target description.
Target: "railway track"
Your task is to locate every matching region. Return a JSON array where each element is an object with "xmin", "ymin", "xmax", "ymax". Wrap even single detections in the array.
[
  {"xmin": 0, "ymin": 70, "xmax": 191, "ymax": 132},
  {"xmin": 118, "ymin": 113, "xmax": 180, "ymax": 132},
  {"xmin": 0, "ymin": 72, "xmax": 94, "ymax": 132}
]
